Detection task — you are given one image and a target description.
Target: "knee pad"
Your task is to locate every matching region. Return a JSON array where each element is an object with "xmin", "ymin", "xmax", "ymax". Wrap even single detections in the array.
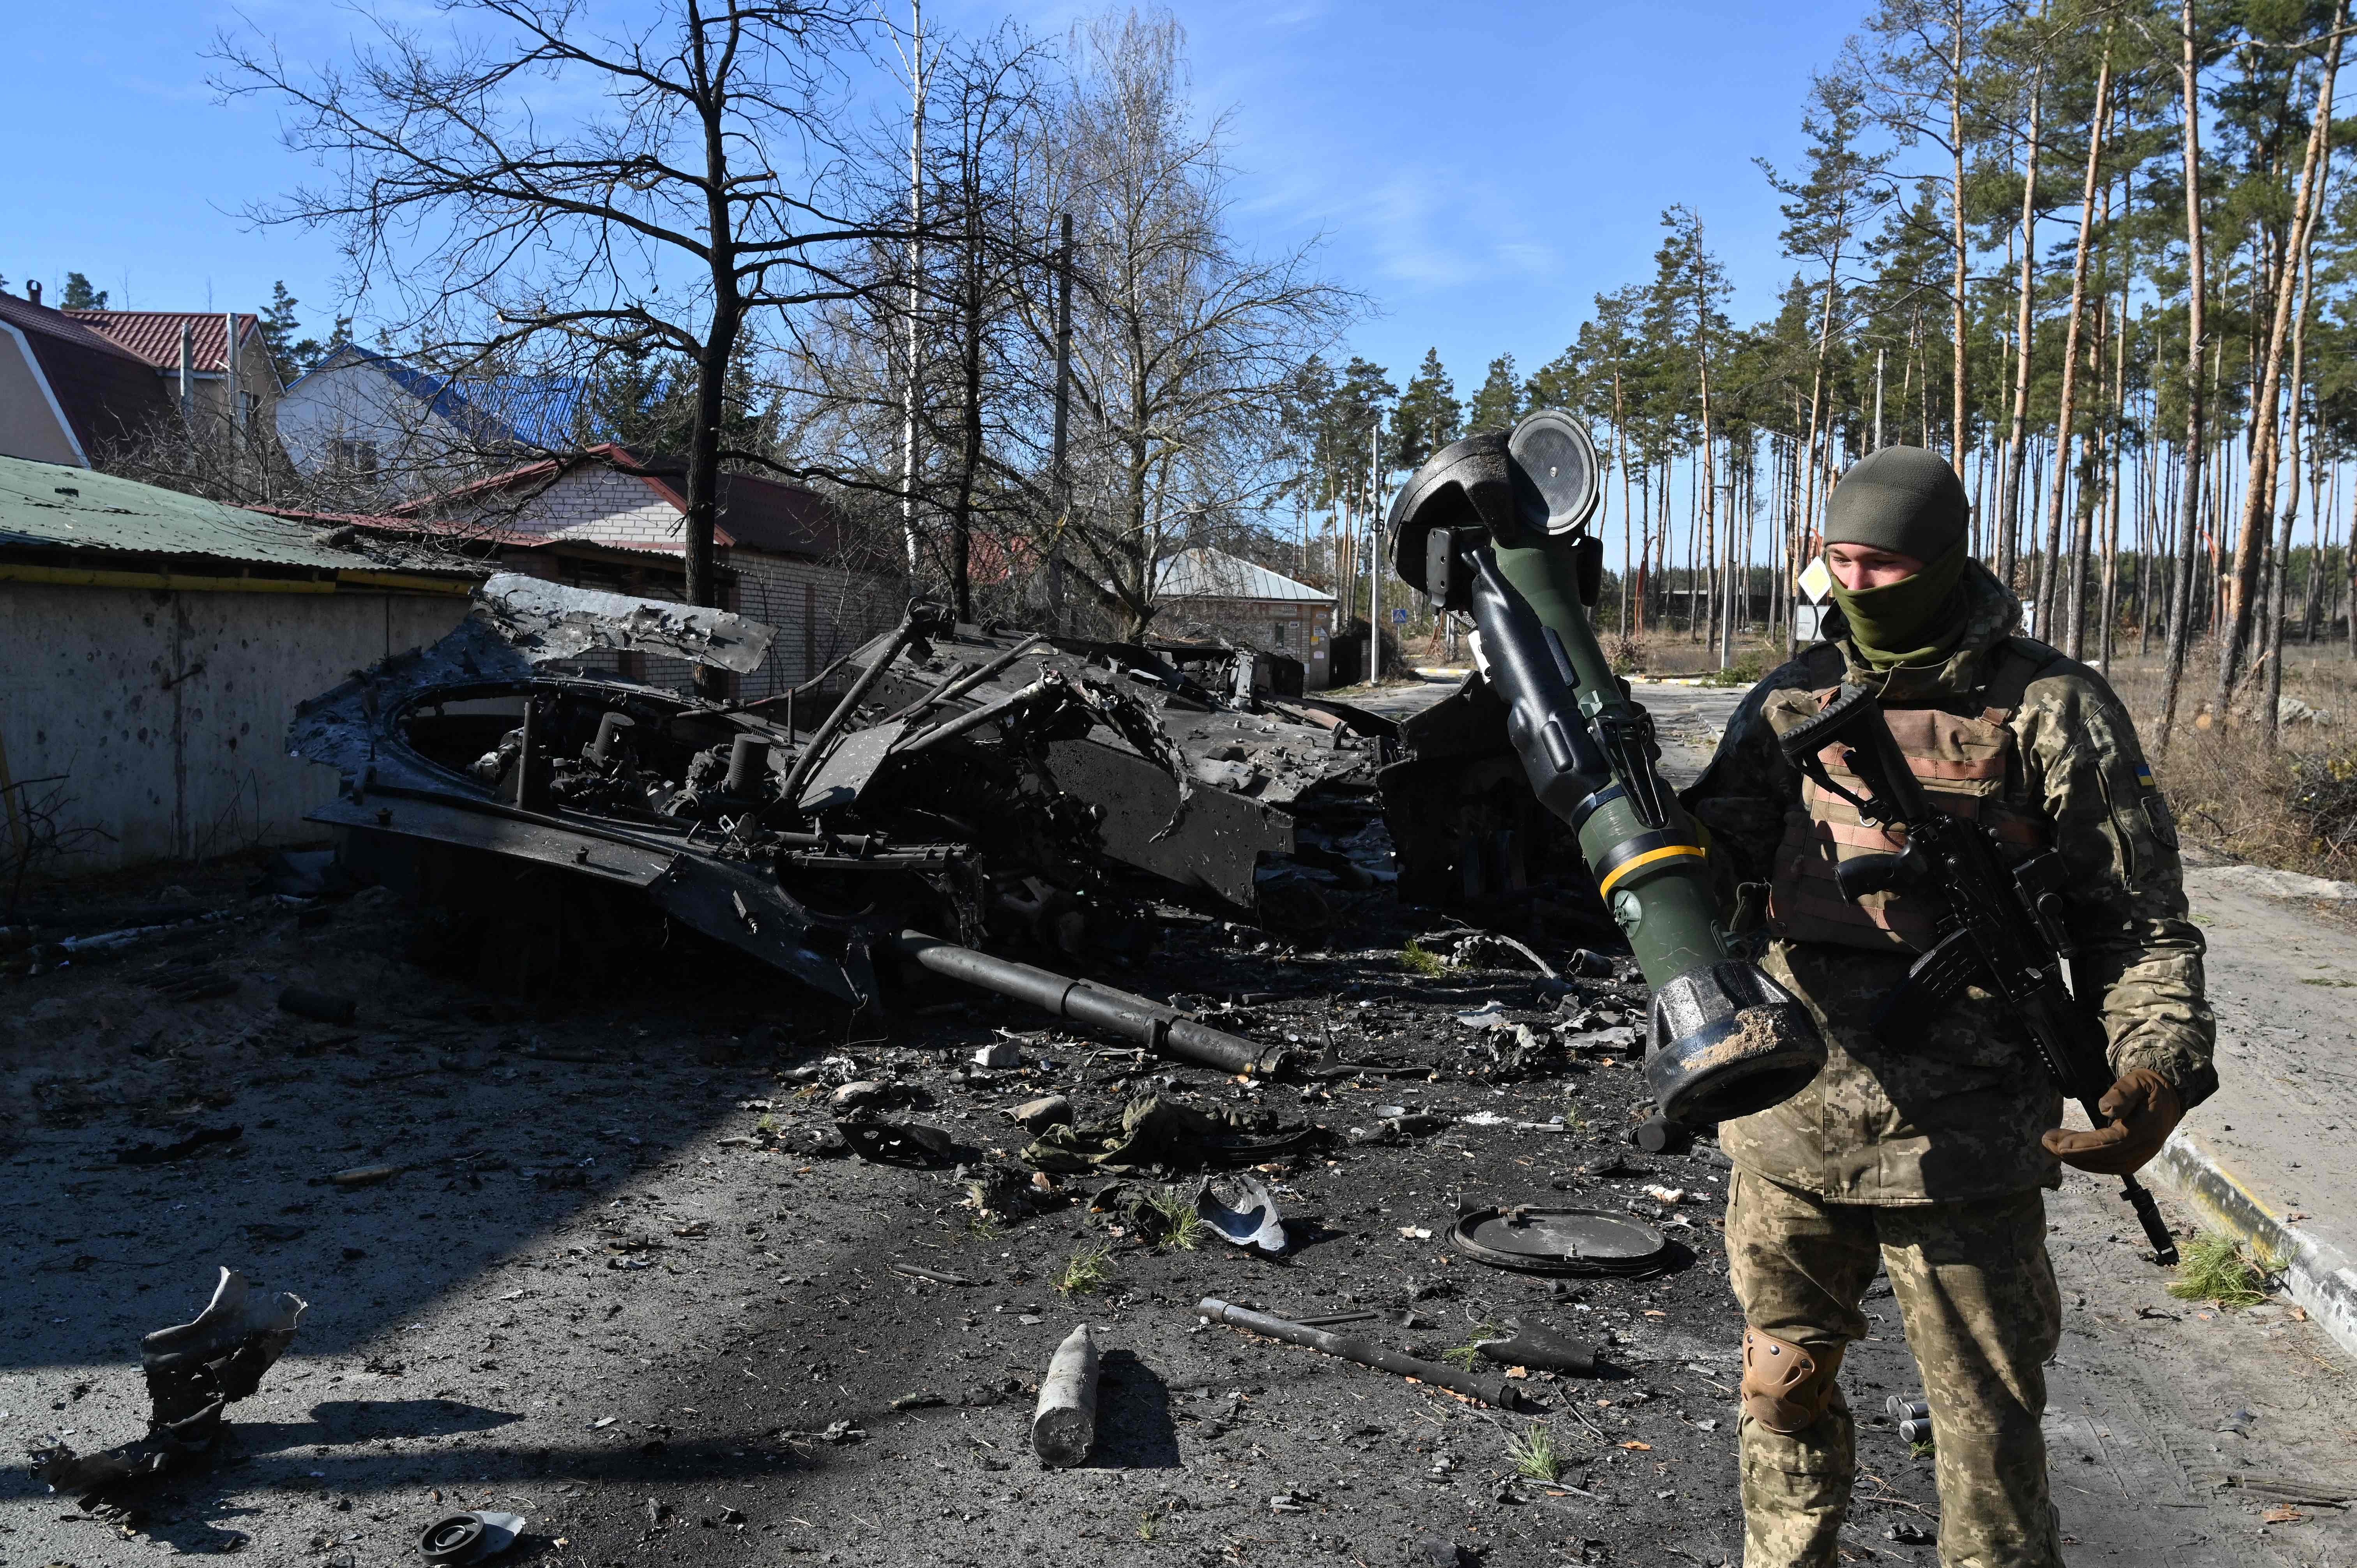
[{"xmin": 1741, "ymin": 1327, "xmax": 1843, "ymax": 1434}]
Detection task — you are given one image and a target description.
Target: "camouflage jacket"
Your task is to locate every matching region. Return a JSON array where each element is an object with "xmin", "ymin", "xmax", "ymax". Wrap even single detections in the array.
[{"xmin": 1682, "ymin": 560, "xmax": 2216, "ymax": 1204}]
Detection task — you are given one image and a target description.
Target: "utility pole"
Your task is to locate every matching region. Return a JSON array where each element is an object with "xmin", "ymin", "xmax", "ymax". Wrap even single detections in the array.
[
  {"xmin": 899, "ymin": 0, "xmax": 929, "ymax": 576},
  {"xmin": 177, "ymin": 323, "xmax": 195, "ymax": 427},
  {"xmin": 1874, "ymin": 345, "xmax": 1885, "ymax": 452},
  {"xmin": 223, "ymin": 311, "xmax": 242, "ymax": 489},
  {"xmin": 1048, "ymin": 210, "xmax": 1073, "ymax": 633}
]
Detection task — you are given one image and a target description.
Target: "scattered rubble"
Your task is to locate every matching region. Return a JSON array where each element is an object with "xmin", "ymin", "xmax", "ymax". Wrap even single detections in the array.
[
  {"xmin": 1194, "ymin": 1174, "xmax": 1291, "ymax": 1255},
  {"xmin": 418, "ymin": 1508, "xmax": 527, "ymax": 1564},
  {"xmin": 1449, "ymin": 1201, "xmax": 1673, "ymax": 1276},
  {"xmin": 1196, "ymin": 1298, "xmax": 1525, "ymax": 1408},
  {"xmin": 32, "ymin": 1267, "xmax": 306, "ymax": 1510}
]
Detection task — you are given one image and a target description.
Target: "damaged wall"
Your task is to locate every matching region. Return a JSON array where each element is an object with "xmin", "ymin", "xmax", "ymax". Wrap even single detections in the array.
[{"xmin": 0, "ymin": 582, "xmax": 471, "ymax": 873}]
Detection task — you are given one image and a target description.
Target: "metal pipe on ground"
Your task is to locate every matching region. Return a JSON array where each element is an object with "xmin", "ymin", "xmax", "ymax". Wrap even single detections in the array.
[
  {"xmin": 1194, "ymin": 1298, "xmax": 1521, "ymax": 1409},
  {"xmin": 888, "ymin": 931, "xmax": 1285, "ymax": 1076}
]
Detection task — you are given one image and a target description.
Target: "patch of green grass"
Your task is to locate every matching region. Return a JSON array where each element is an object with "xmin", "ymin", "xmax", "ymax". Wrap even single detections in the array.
[
  {"xmin": 1908, "ymin": 1439, "xmax": 1936, "ymax": 1460},
  {"xmin": 1056, "ymin": 1242, "xmax": 1117, "ymax": 1297},
  {"xmin": 1148, "ymin": 1186, "xmax": 1209, "ymax": 1252},
  {"xmin": 1399, "ymin": 939, "xmax": 1446, "ymax": 978},
  {"xmin": 1442, "ymin": 1323, "xmax": 1503, "ymax": 1370},
  {"xmin": 1696, "ymin": 655, "xmax": 1767, "ymax": 689},
  {"xmin": 2167, "ymin": 1233, "xmax": 2276, "ymax": 1308},
  {"xmin": 754, "ymin": 1114, "xmax": 778, "ymax": 1136},
  {"xmin": 1507, "ymin": 1422, "xmax": 1563, "ymax": 1483},
  {"xmin": 1136, "ymin": 1514, "xmax": 1159, "ymax": 1542}
]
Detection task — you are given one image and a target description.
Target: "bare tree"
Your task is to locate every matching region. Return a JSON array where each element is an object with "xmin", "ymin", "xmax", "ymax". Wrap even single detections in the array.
[
  {"xmin": 1039, "ymin": 10, "xmax": 1355, "ymax": 638},
  {"xmin": 217, "ymin": 1, "xmax": 901, "ymax": 695},
  {"xmin": 777, "ymin": 26, "xmax": 1058, "ymax": 622},
  {"xmin": 1758, "ymin": 70, "xmax": 1890, "ymax": 653},
  {"xmin": 2261, "ymin": 0, "xmax": 2346, "ymax": 743},
  {"xmin": 1854, "ymin": 0, "xmax": 1991, "ymax": 464}
]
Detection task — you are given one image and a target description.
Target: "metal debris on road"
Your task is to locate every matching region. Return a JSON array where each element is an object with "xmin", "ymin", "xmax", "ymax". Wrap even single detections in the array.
[
  {"xmin": 1474, "ymin": 1320, "xmax": 1600, "ymax": 1376},
  {"xmin": 419, "ymin": 1508, "xmax": 526, "ymax": 1564},
  {"xmin": 1448, "ymin": 1200, "xmax": 1672, "ymax": 1276},
  {"xmin": 115, "ymin": 1125, "xmax": 242, "ymax": 1165},
  {"xmin": 1195, "ymin": 1297, "xmax": 1527, "ymax": 1409},
  {"xmin": 31, "ymin": 1267, "xmax": 306, "ymax": 1508},
  {"xmin": 1194, "ymin": 1175, "xmax": 1290, "ymax": 1255},
  {"xmin": 287, "ymin": 590, "xmax": 1395, "ymax": 1054},
  {"xmin": 1030, "ymin": 1325, "xmax": 1101, "ymax": 1467}
]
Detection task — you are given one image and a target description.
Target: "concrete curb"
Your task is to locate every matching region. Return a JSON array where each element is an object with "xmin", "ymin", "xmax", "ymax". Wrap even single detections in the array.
[{"xmin": 2149, "ymin": 1128, "xmax": 2357, "ymax": 1363}]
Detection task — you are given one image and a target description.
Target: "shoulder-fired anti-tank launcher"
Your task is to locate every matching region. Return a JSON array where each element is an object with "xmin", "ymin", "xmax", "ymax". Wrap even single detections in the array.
[
  {"xmin": 1386, "ymin": 410, "xmax": 1826, "ymax": 1125},
  {"xmin": 1774, "ymin": 683, "xmax": 2179, "ymax": 1263}
]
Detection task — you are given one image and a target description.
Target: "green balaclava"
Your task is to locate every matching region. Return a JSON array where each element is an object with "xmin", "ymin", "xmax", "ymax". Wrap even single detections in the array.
[{"xmin": 1821, "ymin": 446, "xmax": 1971, "ymax": 670}]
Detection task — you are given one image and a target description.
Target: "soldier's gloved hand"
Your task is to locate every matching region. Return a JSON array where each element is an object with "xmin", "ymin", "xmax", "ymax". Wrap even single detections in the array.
[{"xmin": 2040, "ymin": 1067, "xmax": 2182, "ymax": 1176}]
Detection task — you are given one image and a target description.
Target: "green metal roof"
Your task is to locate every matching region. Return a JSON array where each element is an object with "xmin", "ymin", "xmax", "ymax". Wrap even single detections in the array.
[{"xmin": 0, "ymin": 454, "xmax": 473, "ymax": 576}]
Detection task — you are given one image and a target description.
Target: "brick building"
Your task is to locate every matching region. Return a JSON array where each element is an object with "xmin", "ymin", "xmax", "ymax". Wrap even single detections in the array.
[
  {"xmin": 1154, "ymin": 547, "xmax": 1338, "ymax": 688},
  {"xmin": 386, "ymin": 445, "xmax": 901, "ymax": 697}
]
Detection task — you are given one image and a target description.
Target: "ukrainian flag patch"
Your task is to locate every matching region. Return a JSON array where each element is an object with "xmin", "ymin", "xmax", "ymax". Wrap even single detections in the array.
[{"xmin": 2135, "ymin": 762, "xmax": 2156, "ymax": 790}]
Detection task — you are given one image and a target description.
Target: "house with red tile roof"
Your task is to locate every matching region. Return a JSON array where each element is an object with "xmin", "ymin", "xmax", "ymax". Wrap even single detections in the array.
[
  {"xmin": 66, "ymin": 305, "xmax": 280, "ymax": 441},
  {"xmin": 0, "ymin": 283, "xmax": 286, "ymax": 469}
]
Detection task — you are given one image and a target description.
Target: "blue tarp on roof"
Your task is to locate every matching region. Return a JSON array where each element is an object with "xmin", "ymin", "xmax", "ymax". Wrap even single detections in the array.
[{"xmin": 293, "ymin": 348, "xmax": 590, "ymax": 451}]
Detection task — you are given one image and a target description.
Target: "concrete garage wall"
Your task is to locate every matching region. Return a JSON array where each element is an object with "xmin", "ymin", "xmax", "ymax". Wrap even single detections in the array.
[{"xmin": 0, "ymin": 583, "xmax": 471, "ymax": 874}]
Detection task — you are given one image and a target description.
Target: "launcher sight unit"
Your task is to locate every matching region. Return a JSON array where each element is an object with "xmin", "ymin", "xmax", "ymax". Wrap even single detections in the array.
[{"xmin": 1386, "ymin": 409, "xmax": 1825, "ymax": 1124}]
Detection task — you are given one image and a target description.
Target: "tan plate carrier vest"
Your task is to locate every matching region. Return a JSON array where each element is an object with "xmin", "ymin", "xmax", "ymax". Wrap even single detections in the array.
[{"xmin": 1767, "ymin": 647, "xmax": 2050, "ymax": 954}]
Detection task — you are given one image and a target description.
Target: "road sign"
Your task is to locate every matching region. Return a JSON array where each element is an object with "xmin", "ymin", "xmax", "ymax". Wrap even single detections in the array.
[{"xmin": 1391, "ymin": 607, "xmax": 1409, "ymax": 624}]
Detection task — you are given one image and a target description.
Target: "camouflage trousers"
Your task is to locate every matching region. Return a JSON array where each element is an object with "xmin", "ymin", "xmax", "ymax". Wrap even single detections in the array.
[{"xmin": 1725, "ymin": 1170, "xmax": 2064, "ymax": 1568}]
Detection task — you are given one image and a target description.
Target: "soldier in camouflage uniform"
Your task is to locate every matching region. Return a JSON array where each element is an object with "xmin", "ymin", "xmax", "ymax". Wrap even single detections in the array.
[{"xmin": 1681, "ymin": 447, "xmax": 2216, "ymax": 1568}]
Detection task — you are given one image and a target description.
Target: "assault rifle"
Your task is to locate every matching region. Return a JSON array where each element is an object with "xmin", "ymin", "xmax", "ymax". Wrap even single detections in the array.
[{"xmin": 1776, "ymin": 684, "xmax": 2180, "ymax": 1264}]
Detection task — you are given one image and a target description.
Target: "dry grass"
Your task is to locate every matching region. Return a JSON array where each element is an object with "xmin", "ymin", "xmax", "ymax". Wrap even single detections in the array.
[
  {"xmin": 1055, "ymin": 1242, "xmax": 1117, "ymax": 1296},
  {"xmin": 2103, "ymin": 643, "xmax": 2357, "ymax": 881},
  {"xmin": 2166, "ymin": 1231, "xmax": 2278, "ymax": 1308}
]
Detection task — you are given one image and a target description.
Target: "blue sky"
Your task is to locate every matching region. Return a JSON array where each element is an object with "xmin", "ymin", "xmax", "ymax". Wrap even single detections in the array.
[{"xmin": 7, "ymin": 0, "xmax": 1861, "ymax": 405}]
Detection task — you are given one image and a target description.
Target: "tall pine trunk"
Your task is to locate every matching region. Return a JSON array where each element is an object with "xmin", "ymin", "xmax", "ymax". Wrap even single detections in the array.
[
  {"xmin": 2158, "ymin": 0, "xmax": 2208, "ymax": 752},
  {"xmin": 2265, "ymin": 0, "xmax": 2345, "ymax": 740},
  {"xmin": 2226, "ymin": 5, "xmax": 2343, "ymax": 720},
  {"xmin": 2001, "ymin": 72, "xmax": 2044, "ymax": 595},
  {"xmin": 1949, "ymin": 0, "xmax": 1971, "ymax": 463},
  {"xmin": 2048, "ymin": 48, "xmax": 2112, "ymax": 658}
]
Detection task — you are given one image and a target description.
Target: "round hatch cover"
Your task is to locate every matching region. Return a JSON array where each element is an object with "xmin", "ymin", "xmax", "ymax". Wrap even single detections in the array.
[{"xmin": 1449, "ymin": 1204, "xmax": 1671, "ymax": 1276}]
